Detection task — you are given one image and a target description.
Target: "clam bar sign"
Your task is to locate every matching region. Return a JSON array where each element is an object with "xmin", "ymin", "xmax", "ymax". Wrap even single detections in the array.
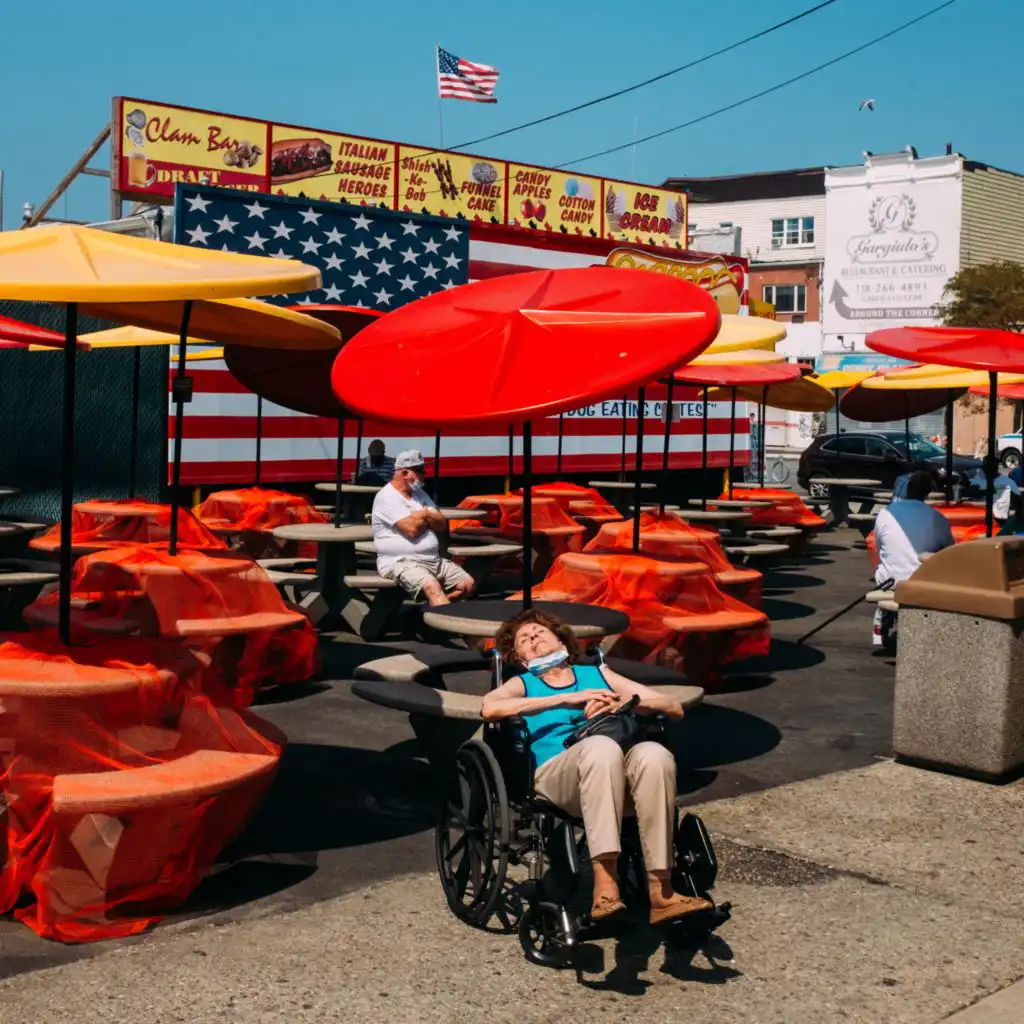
[{"xmin": 823, "ymin": 154, "xmax": 963, "ymax": 336}]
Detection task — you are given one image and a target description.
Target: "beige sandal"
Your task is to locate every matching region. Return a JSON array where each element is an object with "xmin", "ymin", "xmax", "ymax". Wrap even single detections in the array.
[
  {"xmin": 590, "ymin": 894, "xmax": 627, "ymax": 921},
  {"xmin": 649, "ymin": 895, "xmax": 713, "ymax": 926}
]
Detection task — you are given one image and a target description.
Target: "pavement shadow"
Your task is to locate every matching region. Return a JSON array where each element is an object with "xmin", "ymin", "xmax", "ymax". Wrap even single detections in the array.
[
  {"xmin": 729, "ymin": 638, "xmax": 826, "ymax": 675},
  {"xmin": 253, "ymin": 681, "xmax": 332, "ymax": 706},
  {"xmin": 761, "ymin": 571, "xmax": 826, "ymax": 590},
  {"xmin": 714, "ymin": 673, "xmax": 775, "ymax": 695},
  {"xmin": 761, "ymin": 597, "xmax": 816, "ymax": 621},
  {"xmin": 666, "ymin": 704, "xmax": 781, "ymax": 772}
]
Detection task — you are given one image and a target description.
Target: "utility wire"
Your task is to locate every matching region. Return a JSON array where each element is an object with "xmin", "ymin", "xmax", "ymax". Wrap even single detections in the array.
[
  {"xmin": 425, "ymin": 0, "xmax": 844, "ymax": 162},
  {"xmin": 557, "ymin": 0, "xmax": 960, "ymax": 168}
]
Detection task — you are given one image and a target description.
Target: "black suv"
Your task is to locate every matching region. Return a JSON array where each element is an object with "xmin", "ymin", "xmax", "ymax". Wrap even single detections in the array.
[{"xmin": 797, "ymin": 430, "xmax": 983, "ymax": 497}]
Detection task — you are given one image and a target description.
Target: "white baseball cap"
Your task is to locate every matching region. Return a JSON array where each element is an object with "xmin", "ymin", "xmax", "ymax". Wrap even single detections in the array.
[{"xmin": 395, "ymin": 449, "xmax": 426, "ymax": 470}]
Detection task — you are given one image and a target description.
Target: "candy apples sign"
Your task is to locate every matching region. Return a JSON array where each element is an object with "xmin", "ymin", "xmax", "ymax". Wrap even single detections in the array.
[
  {"xmin": 604, "ymin": 181, "xmax": 687, "ymax": 245},
  {"xmin": 115, "ymin": 98, "xmax": 269, "ymax": 199},
  {"xmin": 506, "ymin": 164, "xmax": 602, "ymax": 235}
]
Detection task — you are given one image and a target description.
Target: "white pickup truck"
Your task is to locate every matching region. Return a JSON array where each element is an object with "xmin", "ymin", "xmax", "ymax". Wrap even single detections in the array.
[{"xmin": 997, "ymin": 432, "xmax": 1023, "ymax": 468}]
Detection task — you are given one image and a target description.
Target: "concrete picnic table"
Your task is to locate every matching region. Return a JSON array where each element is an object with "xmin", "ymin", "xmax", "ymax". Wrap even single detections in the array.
[
  {"xmin": 811, "ymin": 478, "xmax": 883, "ymax": 526},
  {"xmin": 353, "ymin": 537, "xmax": 522, "ymax": 592},
  {"xmin": 423, "ymin": 598, "xmax": 629, "ymax": 641},
  {"xmin": 674, "ymin": 508, "xmax": 753, "ymax": 536},
  {"xmin": 314, "ymin": 482, "xmax": 382, "ymax": 521},
  {"xmin": 272, "ymin": 522, "xmax": 374, "ymax": 632},
  {"xmin": 685, "ymin": 497, "xmax": 773, "ymax": 509},
  {"xmin": 587, "ymin": 480, "xmax": 656, "ymax": 514}
]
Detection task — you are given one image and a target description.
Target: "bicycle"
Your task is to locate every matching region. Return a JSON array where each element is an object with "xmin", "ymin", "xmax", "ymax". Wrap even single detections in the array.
[{"xmin": 750, "ymin": 451, "xmax": 791, "ymax": 485}]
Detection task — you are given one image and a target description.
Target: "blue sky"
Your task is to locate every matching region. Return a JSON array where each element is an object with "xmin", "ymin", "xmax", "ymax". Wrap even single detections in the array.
[{"xmin": 1, "ymin": 0, "xmax": 1019, "ymax": 224}]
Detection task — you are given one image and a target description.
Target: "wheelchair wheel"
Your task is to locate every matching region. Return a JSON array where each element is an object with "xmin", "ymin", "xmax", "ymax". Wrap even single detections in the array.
[
  {"xmin": 436, "ymin": 739, "xmax": 510, "ymax": 926},
  {"xmin": 518, "ymin": 904, "xmax": 572, "ymax": 968}
]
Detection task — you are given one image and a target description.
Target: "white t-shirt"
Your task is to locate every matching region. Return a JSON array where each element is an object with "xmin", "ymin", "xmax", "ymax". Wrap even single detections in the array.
[
  {"xmin": 371, "ymin": 483, "xmax": 441, "ymax": 572},
  {"xmin": 874, "ymin": 500, "xmax": 955, "ymax": 586}
]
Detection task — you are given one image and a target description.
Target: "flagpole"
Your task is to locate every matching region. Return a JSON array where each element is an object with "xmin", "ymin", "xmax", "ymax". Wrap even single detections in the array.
[{"xmin": 435, "ymin": 43, "xmax": 445, "ymax": 148}]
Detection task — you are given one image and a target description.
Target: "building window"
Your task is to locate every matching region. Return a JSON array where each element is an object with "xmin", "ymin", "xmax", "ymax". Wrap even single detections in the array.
[
  {"xmin": 763, "ymin": 284, "xmax": 807, "ymax": 314},
  {"xmin": 771, "ymin": 216, "xmax": 815, "ymax": 248}
]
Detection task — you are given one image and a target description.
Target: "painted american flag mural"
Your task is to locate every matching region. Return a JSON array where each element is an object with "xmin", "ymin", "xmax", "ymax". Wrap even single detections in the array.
[{"xmin": 173, "ymin": 184, "xmax": 749, "ymax": 485}]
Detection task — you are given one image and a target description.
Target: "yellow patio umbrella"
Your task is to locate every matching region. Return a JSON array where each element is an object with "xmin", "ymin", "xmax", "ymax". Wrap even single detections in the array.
[
  {"xmin": 0, "ymin": 223, "xmax": 321, "ymax": 643},
  {"xmin": 691, "ymin": 348, "xmax": 785, "ymax": 366},
  {"xmin": 705, "ymin": 376, "xmax": 834, "ymax": 413},
  {"xmin": 812, "ymin": 369, "xmax": 876, "ymax": 436},
  {"xmin": 861, "ymin": 369, "xmax": 1024, "ymax": 390},
  {"xmin": 705, "ymin": 314, "xmax": 787, "ymax": 353}
]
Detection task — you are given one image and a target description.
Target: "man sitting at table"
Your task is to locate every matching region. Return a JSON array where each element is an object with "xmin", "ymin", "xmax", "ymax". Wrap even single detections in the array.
[
  {"xmin": 354, "ymin": 439, "xmax": 396, "ymax": 486},
  {"xmin": 371, "ymin": 449, "xmax": 474, "ymax": 606},
  {"xmin": 872, "ymin": 470, "xmax": 955, "ymax": 646}
]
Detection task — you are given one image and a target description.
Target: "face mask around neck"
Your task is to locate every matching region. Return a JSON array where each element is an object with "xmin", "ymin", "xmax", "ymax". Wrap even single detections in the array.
[{"xmin": 526, "ymin": 647, "xmax": 569, "ymax": 675}]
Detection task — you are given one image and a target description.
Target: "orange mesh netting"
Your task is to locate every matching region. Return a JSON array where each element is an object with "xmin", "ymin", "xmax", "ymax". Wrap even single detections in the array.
[
  {"xmin": 719, "ymin": 488, "xmax": 826, "ymax": 529},
  {"xmin": 31, "ymin": 500, "xmax": 227, "ymax": 555},
  {"xmin": 26, "ymin": 546, "xmax": 319, "ymax": 708},
  {"xmin": 531, "ymin": 551, "xmax": 769, "ymax": 683},
  {"xmin": 517, "ymin": 482, "xmax": 618, "ymax": 517},
  {"xmin": 194, "ymin": 487, "xmax": 327, "ymax": 559},
  {"xmin": 583, "ymin": 512, "xmax": 763, "ymax": 606},
  {"xmin": 866, "ymin": 520, "xmax": 988, "ymax": 568},
  {"xmin": 0, "ymin": 630, "xmax": 283, "ymax": 942}
]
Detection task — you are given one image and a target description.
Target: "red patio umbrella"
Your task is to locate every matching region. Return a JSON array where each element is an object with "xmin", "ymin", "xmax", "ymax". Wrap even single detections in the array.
[
  {"xmin": 0, "ymin": 314, "xmax": 67, "ymax": 348},
  {"xmin": 331, "ymin": 267, "xmax": 721, "ymax": 603}
]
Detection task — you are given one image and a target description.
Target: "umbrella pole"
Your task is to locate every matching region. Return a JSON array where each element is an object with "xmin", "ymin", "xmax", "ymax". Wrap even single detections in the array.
[
  {"xmin": 986, "ymin": 372, "xmax": 998, "ymax": 538},
  {"xmin": 556, "ymin": 413, "xmax": 564, "ymax": 477},
  {"xmin": 334, "ymin": 417, "xmax": 345, "ymax": 527},
  {"xmin": 633, "ymin": 388, "xmax": 646, "ymax": 553},
  {"xmin": 522, "ymin": 421, "xmax": 533, "ymax": 609},
  {"xmin": 354, "ymin": 419, "xmax": 364, "ymax": 477},
  {"xmin": 254, "ymin": 396, "xmax": 263, "ymax": 487},
  {"xmin": 728, "ymin": 387, "xmax": 737, "ymax": 499},
  {"xmin": 432, "ymin": 430, "xmax": 442, "ymax": 501},
  {"xmin": 619, "ymin": 394, "xmax": 628, "ymax": 481},
  {"xmin": 58, "ymin": 303, "xmax": 78, "ymax": 647},
  {"xmin": 507, "ymin": 425, "xmax": 514, "ymax": 491},
  {"xmin": 834, "ymin": 389, "xmax": 840, "ymax": 436},
  {"xmin": 168, "ymin": 300, "xmax": 192, "ymax": 558},
  {"xmin": 700, "ymin": 386, "xmax": 709, "ymax": 510},
  {"xmin": 659, "ymin": 379, "xmax": 674, "ymax": 514},
  {"xmin": 128, "ymin": 345, "xmax": 141, "ymax": 499},
  {"xmin": 759, "ymin": 392, "xmax": 767, "ymax": 486},
  {"xmin": 945, "ymin": 391, "xmax": 954, "ymax": 504},
  {"xmin": 904, "ymin": 393, "xmax": 911, "ymax": 456}
]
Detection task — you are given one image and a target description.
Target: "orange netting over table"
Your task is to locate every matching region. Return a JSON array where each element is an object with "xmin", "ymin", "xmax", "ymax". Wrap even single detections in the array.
[
  {"xmin": 517, "ymin": 482, "xmax": 619, "ymax": 518},
  {"xmin": 31, "ymin": 501, "xmax": 228, "ymax": 556},
  {"xmin": 194, "ymin": 487, "xmax": 328, "ymax": 559},
  {"xmin": 719, "ymin": 487, "xmax": 827, "ymax": 530},
  {"xmin": 26, "ymin": 546, "xmax": 319, "ymax": 708},
  {"xmin": 0, "ymin": 630, "xmax": 283, "ymax": 943},
  {"xmin": 583, "ymin": 512, "xmax": 763, "ymax": 607},
  {"xmin": 530, "ymin": 551, "xmax": 769, "ymax": 684}
]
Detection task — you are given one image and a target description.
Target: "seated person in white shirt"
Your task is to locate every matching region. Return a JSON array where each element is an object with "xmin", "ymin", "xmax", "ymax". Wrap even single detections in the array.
[
  {"xmin": 872, "ymin": 470, "xmax": 955, "ymax": 644},
  {"xmin": 371, "ymin": 449, "xmax": 474, "ymax": 606}
]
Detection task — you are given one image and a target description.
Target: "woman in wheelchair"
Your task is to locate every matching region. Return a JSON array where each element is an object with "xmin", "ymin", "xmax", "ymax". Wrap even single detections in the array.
[{"xmin": 485, "ymin": 609, "xmax": 713, "ymax": 926}]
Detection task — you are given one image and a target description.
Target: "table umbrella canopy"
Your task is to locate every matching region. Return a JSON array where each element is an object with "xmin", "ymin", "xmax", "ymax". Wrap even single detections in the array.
[
  {"xmin": 78, "ymin": 297, "xmax": 340, "ymax": 351},
  {"xmin": 841, "ymin": 379, "xmax": 966, "ymax": 421},
  {"xmin": 863, "ymin": 369, "xmax": 1024, "ymax": 391},
  {"xmin": 867, "ymin": 326, "xmax": 1024, "ymax": 374},
  {"xmin": 970, "ymin": 381, "xmax": 1024, "ymax": 401},
  {"xmin": 331, "ymin": 268, "xmax": 721, "ymax": 428},
  {"xmin": 0, "ymin": 314, "xmax": 67, "ymax": 348},
  {"xmin": 0, "ymin": 224, "xmax": 320, "ymax": 301},
  {"xmin": 223, "ymin": 305, "xmax": 381, "ymax": 419},
  {"xmin": 812, "ymin": 369, "xmax": 877, "ymax": 390},
  {"xmin": 708, "ymin": 315, "xmax": 787, "ymax": 353},
  {"xmin": 704, "ymin": 375, "xmax": 834, "ymax": 412},
  {"xmin": 689, "ymin": 348, "xmax": 786, "ymax": 367},
  {"xmin": 675, "ymin": 362, "xmax": 802, "ymax": 387}
]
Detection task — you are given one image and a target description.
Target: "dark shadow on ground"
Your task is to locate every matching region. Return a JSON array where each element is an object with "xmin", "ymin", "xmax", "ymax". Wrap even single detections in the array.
[
  {"xmin": 761, "ymin": 571, "xmax": 826, "ymax": 590},
  {"xmin": 666, "ymin": 704, "xmax": 781, "ymax": 772},
  {"xmin": 713, "ymin": 674, "xmax": 775, "ymax": 695},
  {"xmin": 253, "ymin": 681, "xmax": 332, "ymax": 706},
  {"xmin": 728, "ymin": 638, "xmax": 826, "ymax": 675},
  {"xmin": 761, "ymin": 598, "xmax": 816, "ymax": 621}
]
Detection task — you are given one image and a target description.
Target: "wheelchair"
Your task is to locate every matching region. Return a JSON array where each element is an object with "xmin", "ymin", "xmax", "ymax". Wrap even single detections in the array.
[{"xmin": 435, "ymin": 648, "xmax": 731, "ymax": 968}]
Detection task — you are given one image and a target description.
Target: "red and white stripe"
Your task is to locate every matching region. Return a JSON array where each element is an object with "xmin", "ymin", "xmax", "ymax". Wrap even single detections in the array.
[{"xmin": 438, "ymin": 54, "xmax": 499, "ymax": 103}]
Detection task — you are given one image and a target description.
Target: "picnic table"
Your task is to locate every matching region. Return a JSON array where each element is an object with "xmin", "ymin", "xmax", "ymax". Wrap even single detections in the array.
[
  {"xmin": 353, "ymin": 538, "xmax": 523, "ymax": 593},
  {"xmin": 685, "ymin": 497, "xmax": 773, "ymax": 509},
  {"xmin": 423, "ymin": 598, "xmax": 629, "ymax": 641},
  {"xmin": 675, "ymin": 509, "xmax": 753, "ymax": 536},
  {"xmin": 811, "ymin": 478, "xmax": 883, "ymax": 526},
  {"xmin": 314, "ymin": 482, "xmax": 382, "ymax": 521},
  {"xmin": 587, "ymin": 480, "xmax": 656, "ymax": 514}
]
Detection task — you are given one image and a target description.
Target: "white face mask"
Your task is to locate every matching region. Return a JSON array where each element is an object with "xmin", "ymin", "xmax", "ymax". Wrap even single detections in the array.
[
  {"xmin": 526, "ymin": 646, "xmax": 569, "ymax": 675},
  {"xmin": 409, "ymin": 477, "xmax": 426, "ymax": 493}
]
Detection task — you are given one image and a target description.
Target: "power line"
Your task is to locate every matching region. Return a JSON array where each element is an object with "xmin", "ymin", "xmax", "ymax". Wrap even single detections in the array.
[
  {"xmin": 557, "ymin": 0, "xmax": 961, "ymax": 169},
  {"xmin": 427, "ymin": 0, "xmax": 844, "ymax": 161}
]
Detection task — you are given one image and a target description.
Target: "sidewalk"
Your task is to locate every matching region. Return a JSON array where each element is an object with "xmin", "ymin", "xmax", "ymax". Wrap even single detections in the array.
[{"xmin": 1, "ymin": 760, "xmax": 1021, "ymax": 1024}]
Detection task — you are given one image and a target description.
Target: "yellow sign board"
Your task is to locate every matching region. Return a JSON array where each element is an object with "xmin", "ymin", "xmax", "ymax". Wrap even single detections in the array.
[
  {"xmin": 116, "ymin": 98, "xmax": 268, "ymax": 199},
  {"xmin": 397, "ymin": 146, "xmax": 505, "ymax": 223},
  {"xmin": 506, "ymin": 164, "xmax": 602, "ymax": 235},
  {"xmin": 604, "ymin": 248, "xmax": 744, "ymax": 314},
  {"xmin": 270, "ymin": 125, "xmax": 396, "ymax": 205},
  {"xmin": 603, "ymin": 180, "xmax": 687, "ymax": 247}
]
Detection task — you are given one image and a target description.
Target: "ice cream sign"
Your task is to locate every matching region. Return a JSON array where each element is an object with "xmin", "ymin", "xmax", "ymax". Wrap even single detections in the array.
[
  {"xmin": 506, "ymin": 164, "xmax": 601, "ymax": 234},
  {"xmin": 604, "ymin": 181, "xmax": 687, "ymax": 245}
]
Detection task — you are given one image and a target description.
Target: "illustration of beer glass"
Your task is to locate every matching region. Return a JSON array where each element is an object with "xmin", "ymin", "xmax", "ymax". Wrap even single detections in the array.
[{"xmin": 127, "ymin": 150, "xmax": 156, "ymax": 188}]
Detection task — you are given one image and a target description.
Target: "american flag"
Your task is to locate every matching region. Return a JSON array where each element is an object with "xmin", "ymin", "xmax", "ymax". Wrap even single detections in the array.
[
  {"xmin": 437, "ymin": 46, "xmax": 499, "ymax": 103},
  {"xmin": 173, "ymin": 185, "xmax": 749, "ymax": 486}
]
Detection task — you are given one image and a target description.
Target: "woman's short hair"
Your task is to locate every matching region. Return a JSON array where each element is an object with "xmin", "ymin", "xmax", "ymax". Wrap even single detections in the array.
[{"xmin": 494, "ymin": 608, "xmax": 579, "ymax": 665}]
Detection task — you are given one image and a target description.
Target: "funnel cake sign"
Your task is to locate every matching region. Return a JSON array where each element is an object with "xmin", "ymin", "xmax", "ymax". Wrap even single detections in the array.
[{"xmin": 115, "ymin": 98, "xmax": 269, "ymax": 199}]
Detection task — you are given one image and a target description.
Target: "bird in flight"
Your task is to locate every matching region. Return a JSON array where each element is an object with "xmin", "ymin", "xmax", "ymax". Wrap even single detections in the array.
[{"xmin": 859, "ymin": 99, "xmax": 876, "ymax": 111}]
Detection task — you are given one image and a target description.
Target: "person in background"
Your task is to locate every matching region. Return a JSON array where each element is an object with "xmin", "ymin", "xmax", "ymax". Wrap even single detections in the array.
[
  {"xmin": 872, "ymin": 470, "xmax": 955, "ymax": 646},
  {"xmin": 354, "ymin": 439, "xmax": 396, "ymax": 486},
  {"xmin": 968, "ymin": 466, "xmax": 1019, "ymax": 527},
  {"xmin": 371, "ymin": 449, "xmax": 474, "ymax": 606},
  {"xmin": 998, "ymin": 492, "xmax": 1024, "ymax": 536}
]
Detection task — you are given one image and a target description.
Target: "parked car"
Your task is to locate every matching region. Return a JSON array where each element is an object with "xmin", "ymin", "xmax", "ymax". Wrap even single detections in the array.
[
  {"xmin": 797, "ymin": 430, "xmax": 984, "ymax": 497},
  {"xmin": 997, "ymin": 431, "xmax": 1023, "ymax": 469}
]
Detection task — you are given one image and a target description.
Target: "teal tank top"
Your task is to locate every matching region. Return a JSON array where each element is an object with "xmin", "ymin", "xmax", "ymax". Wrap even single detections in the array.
[{"xmin": 520, "ymin": 664, "xmax": 612, "ymax": 769}]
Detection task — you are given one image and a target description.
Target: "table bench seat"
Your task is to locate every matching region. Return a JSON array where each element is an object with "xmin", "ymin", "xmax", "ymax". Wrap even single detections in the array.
[
  {"xmin": 24, "ymin": 604, "xmax": 141, "ymax": 637},
  {"xmin": 747, "ymin": 527, "xmax": 801, "ymax": 540},
  {"xmin": 174, "ymin": 610, "xmax": 306, "ymax": 637},
  {"xmin": 663, "ymin": 609, "xmax": 767, "ymax": 635},
  {"xmin": 341, "ymin": 574, "xmax": 398, "ymax": 590},
  {"xmin": 724, "ymin": 543, "xmax": 790, "ymax": 564},
  {"xmin": 353, "ymin": 650, "xmax": 488, "ymax": 685}
]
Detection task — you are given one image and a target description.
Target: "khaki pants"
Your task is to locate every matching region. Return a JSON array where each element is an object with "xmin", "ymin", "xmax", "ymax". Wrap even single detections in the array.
[{"xmin": 533, "ymin": 736, "xmax": 676, "ymax": 872}]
